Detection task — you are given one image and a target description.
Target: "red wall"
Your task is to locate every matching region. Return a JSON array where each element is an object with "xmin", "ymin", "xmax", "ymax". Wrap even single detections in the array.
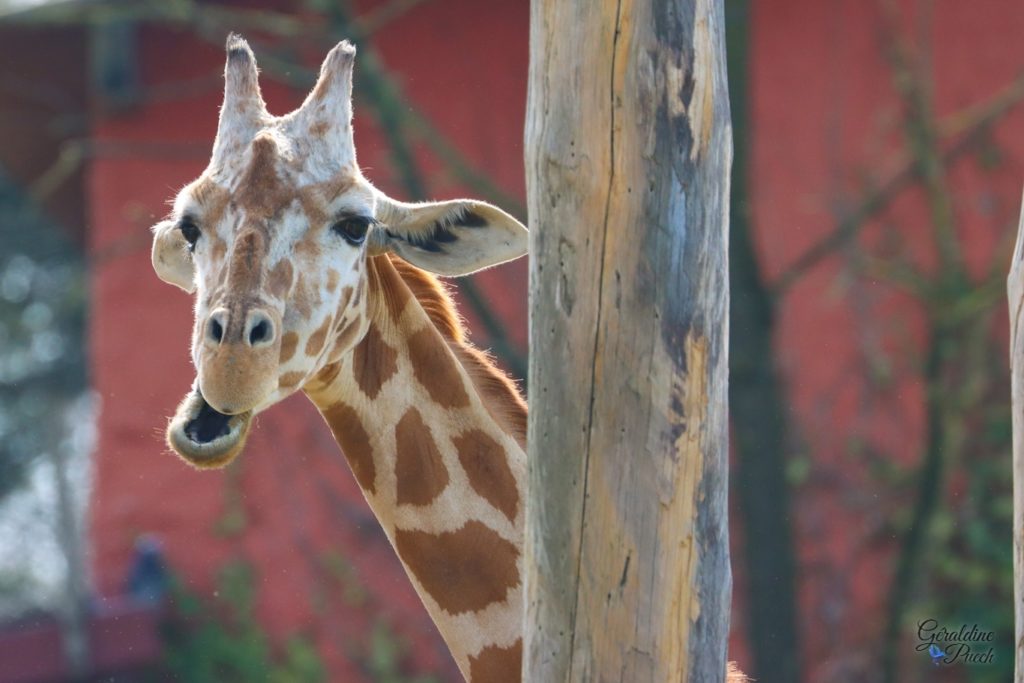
[{"xmin": 751, "ymin": 0, "xmax": 1024, "ymax": 679}]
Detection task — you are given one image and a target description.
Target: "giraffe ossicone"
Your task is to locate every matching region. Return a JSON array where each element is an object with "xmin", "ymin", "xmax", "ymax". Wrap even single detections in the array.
[{"xmin": 152, "ymin": 34, "xmax": 530, "ymax": 680}]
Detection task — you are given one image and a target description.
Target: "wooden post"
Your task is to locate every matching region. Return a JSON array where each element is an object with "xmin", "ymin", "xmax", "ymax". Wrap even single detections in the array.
[
  {"xmin": 1008, "ymin": 188, "xmax": 1024, "ymax": 683},
  {"xmin": 524, "ymin": 0, "xmax": 733, "ymax": 680}
]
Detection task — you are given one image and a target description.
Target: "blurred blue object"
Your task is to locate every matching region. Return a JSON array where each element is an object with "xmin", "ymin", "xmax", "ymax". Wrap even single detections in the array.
[{"xmin": 124, "ymin": 534, "xmax": 168, "ymax": 605}]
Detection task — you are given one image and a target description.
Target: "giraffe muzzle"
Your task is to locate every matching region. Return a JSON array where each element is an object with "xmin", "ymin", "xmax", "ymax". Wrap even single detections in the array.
[
  {"xmin": 166, "ymin": 388, "xmax": 253, "ymax": 469},
  {"xmin": 196, "ymin": 304, "xmax": 283, "ymax": 416}
]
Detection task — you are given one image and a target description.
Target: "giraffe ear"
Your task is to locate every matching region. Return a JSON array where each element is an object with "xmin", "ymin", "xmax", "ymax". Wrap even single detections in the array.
[
  {"xmin": 373, "ymin": 197, "xmax": 528, "ymax": 276},
  {"xmin": 151, "ymin": 219, "xmax": 196, "ymax": 293}
]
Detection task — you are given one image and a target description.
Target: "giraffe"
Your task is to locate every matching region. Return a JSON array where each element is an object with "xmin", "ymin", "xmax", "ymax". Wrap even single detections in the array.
[{"xmin": 150, "ymin": 36, "xmax": 745, "ymax": 683}]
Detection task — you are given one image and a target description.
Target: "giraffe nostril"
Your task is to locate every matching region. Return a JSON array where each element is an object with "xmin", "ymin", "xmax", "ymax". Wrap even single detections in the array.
[
  {"xmin": 249, "ymin": 319, "xmax": 270, "ymax": 345},
  {"xmin": 206, "ymin": 313, "xmax": 226, "ymax": 345},
  {"xmin": 244, "ymin": 310, "xmax": 275, "ymax": 347}
]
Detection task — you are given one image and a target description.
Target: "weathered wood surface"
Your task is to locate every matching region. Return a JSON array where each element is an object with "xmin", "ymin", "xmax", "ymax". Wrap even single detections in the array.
[
  {"xmin": 1007, "ymin": 187, "xmax": 1024, "ymax": 683},
  {"xmin": 524, "ymin": 0, "xmax": 733, "ymax": 680}
]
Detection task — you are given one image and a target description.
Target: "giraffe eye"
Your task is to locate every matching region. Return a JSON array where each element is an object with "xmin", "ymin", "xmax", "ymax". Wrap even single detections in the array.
[
  {"xmin": 332, "ymin": 216, "xmax": 372, "ymax": 246},
  {"xmin": 178, "ymin": 217, "xmax": 201, "ymax": 252}
]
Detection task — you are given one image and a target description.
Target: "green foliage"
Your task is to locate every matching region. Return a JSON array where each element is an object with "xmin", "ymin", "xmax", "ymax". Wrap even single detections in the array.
[
  {"xmin": 926, "ymin": 430, "xmax": 1014, "ymax": 683},
  {"xmin": 320, "ymin": 549, "xmax": 368, "ymax": 608},
  {"xmin": 162, "ymin": 556, "xmax": 444, "ymax": 683},
  {"xmin": 361, "ymin": 619, "xmax": 438, "ymax": 683},
  {"xmin": 873, "ymin": 331, "xmax": 1014, "ymax": 683},
  {"xmin": 163, "ymin": 561, "xmax": 325, "ymax": 683}
]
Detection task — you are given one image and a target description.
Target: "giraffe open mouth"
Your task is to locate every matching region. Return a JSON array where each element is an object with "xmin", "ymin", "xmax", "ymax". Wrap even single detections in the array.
[{"xmin": 166, "ymin": 389, "xmax": 254, "ymax": 469}]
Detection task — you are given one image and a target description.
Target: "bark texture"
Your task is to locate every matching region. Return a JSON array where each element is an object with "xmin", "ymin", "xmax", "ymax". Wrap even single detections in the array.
[{"xmin": 524, "ymin": 0, "xmax": 733, "ymax": 680}]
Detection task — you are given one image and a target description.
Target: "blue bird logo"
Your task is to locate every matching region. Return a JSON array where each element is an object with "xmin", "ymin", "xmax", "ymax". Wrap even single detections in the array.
[{"xmin": 928, "ymin": 644, "xmax": 946, "ymax": 665}]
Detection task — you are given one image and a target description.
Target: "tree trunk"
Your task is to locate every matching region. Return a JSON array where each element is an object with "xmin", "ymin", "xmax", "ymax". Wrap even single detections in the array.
[
  {"xmin": 725, "ymin": 2, "xmax": 800, "ymax": 681},
  {"xmin": 1007, "ymin": 188, "xmax": 1024, "ymax": 683},
  {"xmin": 524, "ymin": 0, "xmax": 733, "ymax": 680}
]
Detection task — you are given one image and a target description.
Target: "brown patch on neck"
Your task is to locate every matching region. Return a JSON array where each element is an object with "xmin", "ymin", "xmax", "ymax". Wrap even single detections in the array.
[
  {"xmin": 368, "ymin": 255, "xmax": 526, "ymax": 444},
  {"xmin": 379, "ymin": 256, "xmax": 462, "ymax": 340},
  {"xmin": 394, "ymin": 408, "xmax": 449, "ymax": 507},
  {"xmin": 368, "ymin": 254, "xmax": 413, "ymax": 324},
  {"xmin": 321, "ymin": 402, "xmax": 376, "ymax": 493},
  {"xmin": 407, "ymin": 326, "xmax": 470, "ymax": 408},
  {"xmin": 335, "ymin": 316, "xmax": 362, "ymax": 345},
  {"xmin": 394, "ymin": 521, "xmax": 518, "ymax": 615},
  {"xmin": 455, "ymin": 346, "xmax": 527, "ymax": 448},
  {"xmin": 453, "ymin": 429, "xmax": 518, "ymax": 523},
  {"xmin": 351, "ymin": 323, "xmax": 398, "ymax": 400},
  {"xmin": 469, "ymin": 640, "xmax": 522, "ymax": 683}
]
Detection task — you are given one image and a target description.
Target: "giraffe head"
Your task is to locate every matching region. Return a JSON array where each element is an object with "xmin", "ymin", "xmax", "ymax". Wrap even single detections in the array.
[{"xmin": 151, "ymin": 35, "xmax": 527, "ymax": 468}]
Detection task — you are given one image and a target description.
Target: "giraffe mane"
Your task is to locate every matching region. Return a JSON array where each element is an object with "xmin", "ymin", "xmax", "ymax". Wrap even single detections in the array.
[{"xmin": 384, "ymin": 254, "xmax": 528, "ymax": 446}]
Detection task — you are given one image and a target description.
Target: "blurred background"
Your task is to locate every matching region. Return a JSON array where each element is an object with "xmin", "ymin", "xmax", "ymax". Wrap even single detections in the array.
[{"xmin": 0, "ymin": 0, "xmax": 1018, "ymax": 682}]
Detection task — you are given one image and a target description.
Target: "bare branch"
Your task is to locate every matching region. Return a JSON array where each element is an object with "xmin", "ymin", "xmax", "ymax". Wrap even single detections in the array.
[{"xmin": 771, "ymin": 71, "xmax": 1024, "ymax": 296}]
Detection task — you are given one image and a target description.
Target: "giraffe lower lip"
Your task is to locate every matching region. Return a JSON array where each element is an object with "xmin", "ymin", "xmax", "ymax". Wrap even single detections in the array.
[
  {"xmin": 166, "ymin": 390, "xmax": 253, "ymax": 469},
  {"xmin": 184, "ymin": 397, "xmax": 233, "ymax": 444}
]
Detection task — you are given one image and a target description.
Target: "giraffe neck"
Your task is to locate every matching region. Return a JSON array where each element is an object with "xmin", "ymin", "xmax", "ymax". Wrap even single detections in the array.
[{"xmin": 304, "ymin": 255, "xmax": 526, "ymax": 681}]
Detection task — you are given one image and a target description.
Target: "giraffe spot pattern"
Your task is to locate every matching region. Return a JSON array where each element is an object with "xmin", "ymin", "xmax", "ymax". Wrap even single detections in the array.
[
  {"xmin": 211, "ymin": 238, "xmax": 227, "ymax": 264},
  {"xmin": 311, "ymin": 360, "xmax": 342, "ymax": 388},
  {"xmin": 326, "ymin": 268, "xmax": 340, "ymax": 292},
  {"xmin": 226, "ymin": 229, "xmax": 265, "ymax": 295},
  {"xmin": 453, "ymin": 429, "xmax": 518, "ymax": 523},
  {"xmin": 395, "ymin": 408, "xmax": 449, "ymax": 507},
  {"xmin": 235, "ymin": 135, "xmax": 294, "ymax": 220},
  {"xmin": 278, "ymin": 371, "xmax": 305, "ymax": 390},
  {"xmin": 190, "ymin": 177, "xmax": 231, "ymax": 230},
  {"xmin": 335, "ymin": 286, "xmax": 354, "ymax": 319},
  {"xmin": 322, "ymin": 402, "xmax": 376, "ymax": 494},
  {"xmin": 293, "ymin": 273, "xmax": 313, "ymax": 317},
  {"xmin": 333, "ymin": 317, "xmax": 362, "ymax": 348},
  {"xmin": 298, "ymin": 170, "xmax": 356, "ymax": 228},
  {"xmin": 407, "ymin": 327, "xmax": 469, "ymax": 408},
  {"xmin": 296, "ymin": 234, "xmax": 321, "ymax": 259},
  {"xmin": 268, "ymin": 259, "xmax": 294, "ymax": 298},
  {"xmin": 305, "ymin": 316, "xmax": 332, "ymax": 357},
  {"xmin": 469, "ymin": 640, "xmax": 522, "ymax": 683},
  {"xmin": 352, "ymin": 324, "xmax": 398, "ymax": 400},
  {"xmin": 394, "ymin": 521, "xmax": 518, "ymax": 615},
  {"xmin": 279, "ymin": 331, "xmax": 299, "ymax": 364},
  {"xmin": 372, "ymin": 255, "xmax": 411, "ymax": 323}
]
